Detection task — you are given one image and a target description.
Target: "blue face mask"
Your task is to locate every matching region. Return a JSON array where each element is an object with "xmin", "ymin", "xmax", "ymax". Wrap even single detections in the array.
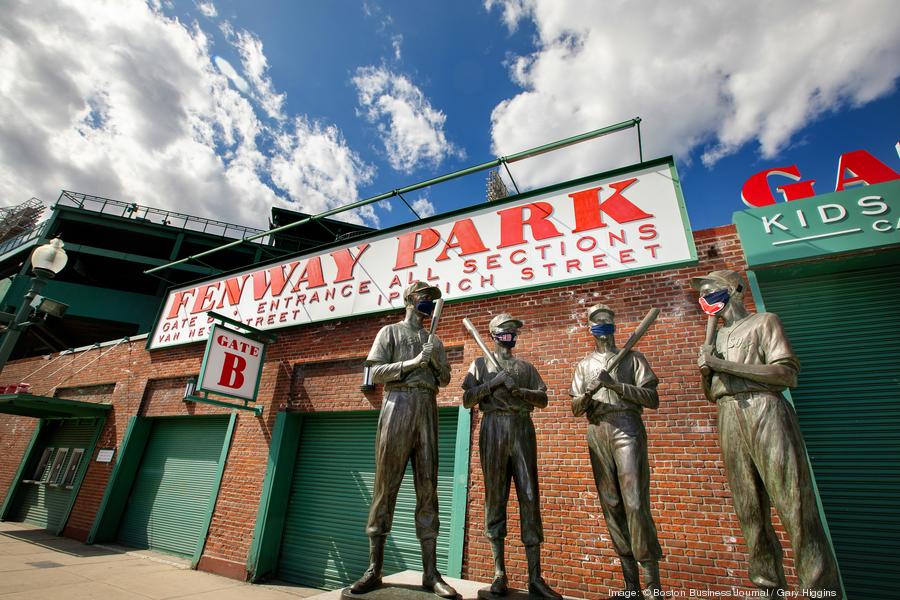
[
  {"xmin": 492, "ymin": 331, "xmax": 517, "ymax": 348},
  {"xmin": 415, "ymin": 299, "xmax": 435, "ymax": 316},
  {"xmin": 590, "ymin": 323, "xmax": 615, "ymax": 337},
  {"xmin": 700, "ymin": 289, "xmax": 730, "ymax": 316}
]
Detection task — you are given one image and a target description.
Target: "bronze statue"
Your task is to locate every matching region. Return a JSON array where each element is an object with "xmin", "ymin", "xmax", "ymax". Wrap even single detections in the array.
[
  {"xmin": 461, "ymin": 314, "xmax": 563, "ymax": 600},
  {"xmin": 350, "ymin": 281, "xmax": 457, "ymax": 598},
  {"xmin": 570, "ymin": 304, "xmax": 663, "ymax": 597},
  {"xmin": 693, "ymin": 270, "xmax": 841, "ymax": 597}
]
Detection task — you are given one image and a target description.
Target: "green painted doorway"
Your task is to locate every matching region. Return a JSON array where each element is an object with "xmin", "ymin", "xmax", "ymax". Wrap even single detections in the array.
[
  {"xmin": 757, "ymin": 263, "xmax": 900, "ymax": 595},
  {"xmin": 277, "ymin": 408, "xmax": 461, "ymax": 589},
  {"xmin": 116, "ymin": 416, "xmax": 229, "ymax": 557},
  {"xmin": 9, "ymin": 418, "xmax": 97, "ymax": 531}
]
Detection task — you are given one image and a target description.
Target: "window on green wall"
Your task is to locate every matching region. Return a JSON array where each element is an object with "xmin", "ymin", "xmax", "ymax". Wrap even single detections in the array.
[
  {"xmin": 46, "ymin": 448, "xmax": 69, "ymax": 486},
  {"xmin": 61, "ymin": 449, "xmax": 85, "ymax": 488},
  {"xmin": 26, "ymin": 448, "xmax": 54, "ymax": 483}
]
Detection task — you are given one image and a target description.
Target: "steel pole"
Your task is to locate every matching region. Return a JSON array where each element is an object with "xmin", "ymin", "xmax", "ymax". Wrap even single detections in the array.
[{"xmin": 144, "ymin": 118, "xmax": 641, "ymax": 276}]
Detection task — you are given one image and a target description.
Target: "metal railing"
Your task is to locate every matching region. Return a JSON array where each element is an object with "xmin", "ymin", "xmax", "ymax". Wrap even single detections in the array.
[
  {"xmin": 0, "ymin": 220, "xmax": 51, "ymax": 262},
  {"xmin": 56, "ymin": 191, "xmax": 272, "ymax": 244}
]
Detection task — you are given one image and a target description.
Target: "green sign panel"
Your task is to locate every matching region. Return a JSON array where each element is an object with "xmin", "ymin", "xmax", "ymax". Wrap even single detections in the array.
[{"xmin": 734, "ymin": 179, "xmax": 900, "ymax": 267}]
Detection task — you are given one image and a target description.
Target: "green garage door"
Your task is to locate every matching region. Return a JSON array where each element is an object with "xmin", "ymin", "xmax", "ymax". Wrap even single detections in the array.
[
  {"xmin": 277, "ymin": 408, "xmax": 459, "ymax": 589},
  {"xmin": 758, "ymin": 264, "xmax": 900, "ymax": 597},
  {"xmin": 11, "ymin": 419, "xmax": 97, "ymax": 531},
  {"xmin": 117, "ymin": 416, "xmax": 229, "ymax": 557}
]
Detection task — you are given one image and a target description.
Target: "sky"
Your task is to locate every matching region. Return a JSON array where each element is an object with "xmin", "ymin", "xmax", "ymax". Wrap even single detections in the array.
[{"xmin": 1, "ymin": 0, "xmax": 898, "ymax": 235}]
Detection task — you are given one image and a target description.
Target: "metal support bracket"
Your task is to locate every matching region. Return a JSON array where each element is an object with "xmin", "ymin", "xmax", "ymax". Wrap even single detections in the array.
[
  {"xmin": 207, "ymin": 311, "xmax": 277, "ymax": 343},
  {"xmin": 183, "ymin": 378, "xmax": 263, "ymax": 416}
]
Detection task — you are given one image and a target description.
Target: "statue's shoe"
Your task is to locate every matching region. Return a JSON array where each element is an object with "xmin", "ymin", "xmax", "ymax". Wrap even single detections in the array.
[
  {"xmin": 490, "ymin": 573, "xmax": 508, "ymax": 595},
  {"xmin": 528, "ymin": 577, "xmax": 563, "ymax": 599},
  {"xmin": 349, "ymin": 568, "xmax": 382, "ymax": 594},
  {"xmin": 423, "ymin": 574, "xmax": 458, "ymax": 598}
]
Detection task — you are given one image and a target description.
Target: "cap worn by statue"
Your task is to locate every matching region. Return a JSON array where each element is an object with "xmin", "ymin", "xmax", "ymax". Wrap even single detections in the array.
[
  {"xmin": 403, "ymin": 280, "xmax": 442, "ymax": 302},
  {"xmin": 689, "ymin": 270, "xmax": 743, "ymax": 292},
  {"xmin": 587, "ymin": 303, "xmax": 615, "ymax": 322},
  {"xmin": 489, "ymin": 313, "xmax": 523, "ymax": 333}
]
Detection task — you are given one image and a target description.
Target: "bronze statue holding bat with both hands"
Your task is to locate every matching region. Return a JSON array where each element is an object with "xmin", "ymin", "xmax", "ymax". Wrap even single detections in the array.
[
  {"xmin": 570, "ymin": 304, "xmax": 663, "ymax": 598},
  {"xmin": 350, "ymin": 280, "xmax": 457, "ymax": 598},
  {"xmin": 461, "ymin": 314, "xmax": 563, "ymax": 600}
]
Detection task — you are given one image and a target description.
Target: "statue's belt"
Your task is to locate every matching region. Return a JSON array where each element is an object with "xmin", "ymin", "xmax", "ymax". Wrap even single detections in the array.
[
  {"xmin": 385, "ymin": 384, "xmax": 437, "ymax": 394},
  {"xmin": 481, "ymin": 407, "xmax": 532, "ymax": 416},
  {"xmin": 717, "ymin": 390, "xmax": 783, "ymax": 402},
  {"xmin": 587, "ymin": 408, "xmax": 642, "ymax": 424}
]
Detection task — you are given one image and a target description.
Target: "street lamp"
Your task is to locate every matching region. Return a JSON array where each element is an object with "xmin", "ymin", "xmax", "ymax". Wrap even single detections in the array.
[{"xmin": 0, "ymin": 238, "xmax": 69, "ymax": 373}]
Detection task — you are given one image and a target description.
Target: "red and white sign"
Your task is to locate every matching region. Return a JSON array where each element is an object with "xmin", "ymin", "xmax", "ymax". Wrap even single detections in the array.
[
  {"xmin": 741, "ymin": 144, "xmax": 900, "ymax": 207},
  {"xmin": 151, "ymin": 159, "xmax": 694, "ymax": 349},
  {"xmin": 198, "ymin": 324, "xmax": 266, "ymax": 401}
]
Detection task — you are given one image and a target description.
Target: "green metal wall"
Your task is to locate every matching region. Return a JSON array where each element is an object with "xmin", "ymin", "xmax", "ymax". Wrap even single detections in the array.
[
  {"xmin": 117, "ymin": 416, "xmax": 229, "ymax": 557},
  {"xmin": 758, "ymin": 264, "xmax": 900, "ymax": 596},
  {"xmin": 10, "ymin": 419, "xmax": 97, "ymax": 531},
  {"xmin": 277, "ymin": 408, "xmax": 459, "ymax": 589}
]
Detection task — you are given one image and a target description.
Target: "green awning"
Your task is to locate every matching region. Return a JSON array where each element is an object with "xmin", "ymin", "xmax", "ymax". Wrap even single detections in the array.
[{"xmin": 0, "ymin": 393, "xmax": 112, "ymax": 418}]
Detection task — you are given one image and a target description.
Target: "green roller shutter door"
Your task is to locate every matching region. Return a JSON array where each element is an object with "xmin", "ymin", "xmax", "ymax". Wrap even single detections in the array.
[
  {"xmin": 11, "ymin": 419, "xmax": 96, "ymax": 530},
  {"xmin": 758, "ymin": 264, "xmax": 900, "ymax": 596},
  {"xmin": 277, "ymin": 408, "xmax": 459, "ymax": 589},
  {"xmin": 117, "ymin": 416, "xmax": 228, "ymax": 557}
]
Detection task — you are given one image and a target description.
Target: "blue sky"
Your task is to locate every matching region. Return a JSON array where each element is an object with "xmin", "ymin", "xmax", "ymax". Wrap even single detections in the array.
[{"xmin": 1, "ymin": 0, "xmax": 898, "ymax": 233}]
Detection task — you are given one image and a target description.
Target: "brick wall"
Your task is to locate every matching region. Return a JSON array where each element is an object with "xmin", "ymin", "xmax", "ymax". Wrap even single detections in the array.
[
  {"xmin": 0, "ymin": 225, "xmax": 801, "ymax": 595},
  {"xmin": 0, "ymin": 415, "xmax": 36, "ymax": 503}
]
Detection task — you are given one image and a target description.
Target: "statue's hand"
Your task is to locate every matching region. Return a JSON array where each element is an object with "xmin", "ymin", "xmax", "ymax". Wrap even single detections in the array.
[
  {"xmin": 572, "ymin": 393, "xmax": 590, "ymax": 416},
  {"xmin": 698, "ymin": 345, "xmax": 715, "ymax": 372},
  {"xmin": 501, "ymin": 372, "xmax": 517, "ymax": 390},
  {"xmin": 489, "ymin": 372, "xmax": 508, "ymax": 390},
  {"xmin": 597, "ymin": 369, "xmax": 615, "ymax": 388},
  {"xmin": 419, "ymin": 341, "xmax": 434, "ymax": 365}
]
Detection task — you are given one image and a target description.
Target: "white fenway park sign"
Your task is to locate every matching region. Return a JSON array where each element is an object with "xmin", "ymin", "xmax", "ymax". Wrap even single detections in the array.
[{"xmin": 150, "ymin": 158, "xmax": 695, "ymax": 349}]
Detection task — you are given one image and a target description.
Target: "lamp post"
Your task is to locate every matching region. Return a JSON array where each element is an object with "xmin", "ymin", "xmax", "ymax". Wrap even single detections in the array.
[{"xmin": 0, "ymin": 238, "xmax": 68, "ymax": 373}]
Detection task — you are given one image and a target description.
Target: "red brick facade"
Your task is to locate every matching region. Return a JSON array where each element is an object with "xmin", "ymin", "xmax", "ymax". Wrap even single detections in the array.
[{"xmin": 0, "ymin": 225, "xmax": 802, "ymax": 596}]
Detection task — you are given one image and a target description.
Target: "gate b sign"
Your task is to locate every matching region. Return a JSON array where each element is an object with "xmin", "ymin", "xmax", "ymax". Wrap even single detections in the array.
[{"xmin": 198, "ymin": 324, "xmax": 266, "ymax": 402}]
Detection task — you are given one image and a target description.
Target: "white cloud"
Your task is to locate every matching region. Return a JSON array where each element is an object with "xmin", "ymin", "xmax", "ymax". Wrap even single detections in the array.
[
  {"xmin": 353, "ymin": 66, "xmax": 463, "ymax": 173},
  {"xmin": 410, "ymin": 196, "xmax": 435, "ymax": 218},
  {"xmin": 0, "ymin": 0, "xmax": 376, "ymax": 229},
  {"xmin": 484, "ymin": 0, "xmax": 530, "ymax": 33},
  {"xmin": 195, "ymin": 1, "xmax": 217, "ymax": 18},
  {"xmin": 391, "ymin": 34, "xmax": 402, "ymax": 60},
  {"xmin": 269, "ymin": 117, "xmax": 377, "ymax": 225},
  {"xmin": 218, "ymin": 19, "xmax": 234, "ymax": 40},
  {"xmin": 233, "ymin": 29, "xmax": 285, "ymax": 121},
  {"xmin": 213, "ymin": 56, "xmax": 248, "ymax": 92},
  {"xmin": 486, "ymin": 0, "xmax": 900, "ymax": 189}
]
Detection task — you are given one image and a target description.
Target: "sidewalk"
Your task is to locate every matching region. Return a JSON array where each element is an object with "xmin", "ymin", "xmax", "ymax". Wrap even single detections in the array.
[{"xmin": 0, "ymin": 521, "xmax": 321, "ymax": 599}]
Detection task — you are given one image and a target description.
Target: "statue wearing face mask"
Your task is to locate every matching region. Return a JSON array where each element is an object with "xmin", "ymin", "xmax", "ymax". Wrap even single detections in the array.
[
  {"xmin": 350, "ymin": 280, "xmax": 457, "ymax": 598},
  {"xmin": 570, "ymin": 304, "xmax": 663, "ymax": 598},
  {"xmin": 461, "ymin": 314, "xmax": 563, "ymax": 599},
  {"xmin": 692, "ymin": 270, "xmax": 841, "ymax": 598}
]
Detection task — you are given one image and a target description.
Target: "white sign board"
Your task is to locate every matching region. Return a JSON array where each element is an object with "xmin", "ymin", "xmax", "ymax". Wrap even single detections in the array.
[
  {"xmin": 95, "ymin": 449, "xmax": 115, "ymax": 463},
  {"xmin": 151, "ymin": 158, "xmax": 695, "ymax": 349},
  {"xmin": 198, "ymin": 324, "xmax": 266, "ymax": 402}
]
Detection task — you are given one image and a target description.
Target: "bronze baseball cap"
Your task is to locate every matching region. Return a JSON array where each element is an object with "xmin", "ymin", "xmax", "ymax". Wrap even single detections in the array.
[
  {"xmin": 403, "ymin": 280, "xmax": 442, "ymax": 302},
  {"xmin": 587, "ymin": 303, "xmax": 615, "ymax": 322},
  {"xmin": 489, "ymin": 313, "xmax": 523, "ymax": 333},
  {"xmin": 690, "ymin": 269, "xmax": 743, "ymax": 291}
]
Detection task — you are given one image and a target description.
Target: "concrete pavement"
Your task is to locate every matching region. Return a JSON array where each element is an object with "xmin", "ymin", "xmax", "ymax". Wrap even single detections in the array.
[
  {"xmin": 0, "ymin": 521, "xmax": 321, "ymax": 599},
  {"xmin": 0, "ymin": 522, "xmax": 506, "ymax": 600}
]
